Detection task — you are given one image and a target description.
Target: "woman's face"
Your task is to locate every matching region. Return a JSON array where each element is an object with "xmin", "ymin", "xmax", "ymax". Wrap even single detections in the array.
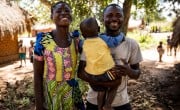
[
  {"xmin": 51, "ymin": 3, "xmax": 72, "ymax": 27},
  {"xmin": 103, "ymin": 6, "xmax": 124, "ymax": 32}
]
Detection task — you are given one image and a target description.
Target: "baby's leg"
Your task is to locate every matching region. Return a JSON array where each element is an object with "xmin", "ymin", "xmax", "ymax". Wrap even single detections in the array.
[
  {"xmin": 98, "ymin": 91, "xmax": 106, "ymax": 110},
  {"xmin": 103, "ymin": 87, "xmax": 118, "ymax": 110}
]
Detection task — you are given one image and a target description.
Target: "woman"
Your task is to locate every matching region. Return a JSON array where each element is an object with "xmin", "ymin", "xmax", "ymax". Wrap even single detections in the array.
[{"xmin": 33, "ymin": 1, "xmax": 84, "ymax": 110}]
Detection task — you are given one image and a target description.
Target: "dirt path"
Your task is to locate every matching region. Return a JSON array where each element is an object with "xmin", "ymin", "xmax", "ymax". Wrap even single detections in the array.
[
  {"xmin": 128, "ymin": 46, "xmax": 180, "ymax": 110},
  {"xmin": 0, "ymin": 59, "xmax": 33, "ymax": 84}
]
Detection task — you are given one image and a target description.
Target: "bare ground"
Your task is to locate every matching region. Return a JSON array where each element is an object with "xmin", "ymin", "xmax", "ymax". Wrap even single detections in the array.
[{"xmin": 129, "ymin": 47, "xmax": 180, "ymax": 110}]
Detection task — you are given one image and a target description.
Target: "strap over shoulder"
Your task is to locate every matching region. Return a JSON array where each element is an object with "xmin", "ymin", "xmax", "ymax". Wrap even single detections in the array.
[{"xmin": 34, "ymin": 32, "xmax": 45, "ymax": 56}]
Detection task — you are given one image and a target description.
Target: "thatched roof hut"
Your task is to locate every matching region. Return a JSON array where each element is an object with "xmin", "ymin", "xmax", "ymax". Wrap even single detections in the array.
[
  {"xmin": 172, "ymin": 17, "xmax": 180, "ymax": 46},
  {"xmin": 0, "ymin": 1, "xmax": 26, "ymax": 37},
  {"xmin": 0, "ymin": 0, "xmax": 35, "ymax": 64}
]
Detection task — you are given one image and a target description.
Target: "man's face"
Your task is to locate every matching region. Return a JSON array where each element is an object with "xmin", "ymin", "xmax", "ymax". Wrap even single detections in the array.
[
  {"xmin": 51, "ymin": 3, "xmax": 72, "ymax": 27},
  {"xmin": 103, "ymin": 6, "xmax": 124, "ymax": 32}
]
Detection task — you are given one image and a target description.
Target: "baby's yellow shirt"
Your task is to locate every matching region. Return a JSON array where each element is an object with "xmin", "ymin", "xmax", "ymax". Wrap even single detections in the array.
[{"xmin": 83, "ymin": 37, "xmax": 115, "ymax": 75}]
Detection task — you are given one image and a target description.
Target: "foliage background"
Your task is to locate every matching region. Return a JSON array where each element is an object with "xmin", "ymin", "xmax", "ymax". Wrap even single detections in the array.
[{"xmin": 18, "ymin": 0, "xmax": 179, "ymax": 34}]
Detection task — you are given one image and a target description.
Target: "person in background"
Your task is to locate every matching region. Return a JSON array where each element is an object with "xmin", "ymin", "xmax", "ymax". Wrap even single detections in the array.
[
  {"xmin": 79, "ymin": 17, "xmax": 122, "ymax": 110},
  {"xmin": 166, "ymin": 36, "xmax": 171, "ymax": 56},
  {"xmin": 157, "ymin": 41, "xmax": 165, "ymax": 62},
  {"xmin": 78, "ymin": 3, "xmax": 143, "ymax": 110},
  {"xmin": 29, "ymin": 40, "xmax": 34, "ymax": 63},
  {"xmin": 18, "ymin": 40, "xmax": 26, "ymax": 67},
  {"xmin": 33, "ymin": 1, "xmax": 85, "ymax": 110},
  {"xmin": 166, "ymin": 35, "xmax": 178, "ymax": 57}
]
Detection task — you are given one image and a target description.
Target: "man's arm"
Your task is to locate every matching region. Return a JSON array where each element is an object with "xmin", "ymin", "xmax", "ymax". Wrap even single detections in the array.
[
  {"xmin": 115, "ymin": 59, "xmax": 141, "ymax": 80},
  {"xmin": 128, "ymin": 63, "xmax": 141, "ymax": 79},
  {"xmin": 77, "ymin": 61, "xmax": 121, "ymax": 88},
  {"xmin": 33, "ymin": 58, "xmax": 44, "ymax": 110}
]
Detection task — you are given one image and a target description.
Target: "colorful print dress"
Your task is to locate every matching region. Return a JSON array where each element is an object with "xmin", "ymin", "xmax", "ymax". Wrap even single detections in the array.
[{"xmin": 34, "ymin": 32, "xmax": 84, "ymax": 110}]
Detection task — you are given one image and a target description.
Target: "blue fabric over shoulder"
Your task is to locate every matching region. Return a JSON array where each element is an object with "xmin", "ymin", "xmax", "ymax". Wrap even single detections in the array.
[
  {"xmin": 34, "ymin": 32, "xmax": 45, "ymax": 56},
  {"xmin": 100, "ymin": 32, "xmax": 125, "ymax": 48},
  {"xmin": 71, "ymin": 30, "xmax": 80, "ymax": 38}
]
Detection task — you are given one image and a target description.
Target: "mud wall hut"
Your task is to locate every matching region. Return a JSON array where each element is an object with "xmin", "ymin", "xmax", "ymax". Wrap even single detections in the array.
[
  {"xmin": 0, "ymin": 1, "xmax": 33, "ymax": 64},
  {"xmin": 31, "ymin": 24, "xmax": 54, "ymax": 37}
]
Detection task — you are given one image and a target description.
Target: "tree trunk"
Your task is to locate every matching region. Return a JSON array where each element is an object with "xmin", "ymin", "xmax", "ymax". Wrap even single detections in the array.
[
  {"xmin": 39, "ymin": 0, "xmax": 51, "ymax": 7},
  {"xmin": 172, "ymin": 17, "xmax": 180, "ymax": 45},
  {"xmin": 122, "ymin": 0, "xmax": 132, "ymax": 35}
]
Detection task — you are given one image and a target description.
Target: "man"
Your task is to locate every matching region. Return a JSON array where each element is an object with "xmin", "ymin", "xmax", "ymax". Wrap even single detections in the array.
[
  {"xmin": 78, "ymin": 3, "xmax": 143, "ymax": 110},
  {"xmin": 166, "ymin": 36, "xmax": 171, "ymax": 56}
]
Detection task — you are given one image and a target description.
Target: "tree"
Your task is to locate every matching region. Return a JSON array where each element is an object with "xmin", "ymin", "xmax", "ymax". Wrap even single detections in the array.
[
  {"xmin": 38, "ymin": 0, "xmax": 113, "ymax": 30},
  {"xmin": 122, "ymin": 0, "xmax": 133, "ymax": 35},
  {"xmin": 172, "ymin": 17, "xmax": 180, "ymax": 45},
  {"xmin": 19, "ymin": 0, "xmax": 162, "ymax": 35},
  {"xmin": 163, "ymin": 0, "xmax": 180, "ymax": 17}
]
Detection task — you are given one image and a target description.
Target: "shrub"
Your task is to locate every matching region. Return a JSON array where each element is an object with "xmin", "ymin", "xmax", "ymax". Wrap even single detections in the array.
[{"xmin": 127, "ymin": 32, "xmax": 156, "ymax": 50}]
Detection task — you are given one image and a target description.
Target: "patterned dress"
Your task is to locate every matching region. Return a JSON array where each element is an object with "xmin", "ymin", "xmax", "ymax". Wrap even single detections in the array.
[{"xmin": 34, "ymin": 32, "xmax": 85, "ymax": 110}]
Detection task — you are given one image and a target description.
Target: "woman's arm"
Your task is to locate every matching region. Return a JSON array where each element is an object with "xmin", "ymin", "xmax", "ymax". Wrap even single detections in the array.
[
  {"xmin": 77, "ymin": 61, "xmax": 121, "ymax": 88},
  {"xmin": 33, "ymin": 58, "xmax": 44, "ymax": 110}
]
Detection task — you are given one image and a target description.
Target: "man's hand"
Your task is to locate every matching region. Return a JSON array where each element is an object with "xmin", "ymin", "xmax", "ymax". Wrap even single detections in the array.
[
  {"xmin": 108, "ymin": 58, "xmax": 141, "ymax": 79},
  {"xmin": 109, "ymin": 58, "xmax": 129, "ymax": 78}
]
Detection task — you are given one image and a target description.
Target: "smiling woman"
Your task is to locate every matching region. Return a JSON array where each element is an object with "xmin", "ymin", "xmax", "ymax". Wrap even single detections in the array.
[{"xmin": 33, "ymin": 1, "xmax": 85, "ymax": 110}]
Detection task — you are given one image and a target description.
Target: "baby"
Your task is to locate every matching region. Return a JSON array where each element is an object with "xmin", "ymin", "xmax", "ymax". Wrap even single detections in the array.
[{"xmin": 80, "ymin": 17, "xmax": 122, "ymax": 110}]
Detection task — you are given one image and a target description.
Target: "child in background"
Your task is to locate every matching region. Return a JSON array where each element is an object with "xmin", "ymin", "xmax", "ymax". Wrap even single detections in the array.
[
  {"xmin": 18, "ymin": 40, "xmax": 26, "ymax": 67},
  {"xmin": 157, "ymin": 41, "xmax": 165, "ymax": 62},
  {"xmin": 79, "ymin": 17, "xmax": 122, "ymax": 110}
]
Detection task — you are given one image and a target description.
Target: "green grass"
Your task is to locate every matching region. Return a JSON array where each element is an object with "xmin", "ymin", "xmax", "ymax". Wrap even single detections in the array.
[{"xmin": 127, "ymin": 31, "xmax": 158, "ymax": 50}]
